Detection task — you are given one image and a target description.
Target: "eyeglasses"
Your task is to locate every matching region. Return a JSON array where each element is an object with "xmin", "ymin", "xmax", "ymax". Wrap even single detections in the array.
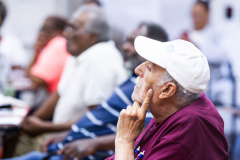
[{"xmin": 64, "ymin": 26, "xmax": 87, "ymax": 36}]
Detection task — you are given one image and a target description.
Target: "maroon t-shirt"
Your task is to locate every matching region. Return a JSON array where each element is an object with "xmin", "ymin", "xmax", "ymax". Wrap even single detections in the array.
[{"xmin": 106, "ymin": 92, "xmax": 229, "ymax": 160}]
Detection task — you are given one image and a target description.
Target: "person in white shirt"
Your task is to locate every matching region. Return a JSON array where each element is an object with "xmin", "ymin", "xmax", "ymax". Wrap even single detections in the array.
[
  {"xmin": 13, "ymin": 5, "xmax": 127, "ymax": 155},
  {"xmin": 180, "ymin": 1, "xmax": 227, "ymax": 66},
  {"xmin": 0, "ymin": 1, "xmax": 27, "ymax": 69},
  {"xmin": 0, "ymin": 1, "xmax": 27, "ymax": 93},
  {"xmin": 180, "ymin": 0, "xmax": 231, "ymax": 105},
  {"xmin": 22, "ymin": 5, "xmax": 127, "ymax": 134}
]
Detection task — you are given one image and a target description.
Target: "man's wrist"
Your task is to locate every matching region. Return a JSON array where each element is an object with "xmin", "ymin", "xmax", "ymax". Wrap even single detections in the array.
[
  {"xmin": 115, "ymin": 138, "xmax": 135, "ymax": 160},
  {"xmin": 115, "ymin": 137, "xmax": 135, "ymax": 147},
  {"xmin": 115, "ymin": 138, "xmax": 135, "ymax": 149}
]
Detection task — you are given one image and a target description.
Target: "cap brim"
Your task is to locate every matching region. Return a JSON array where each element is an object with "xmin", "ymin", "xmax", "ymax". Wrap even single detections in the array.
[{"xmin": 134, "ymin": 36, "xmax": 167, "ymax": 68}]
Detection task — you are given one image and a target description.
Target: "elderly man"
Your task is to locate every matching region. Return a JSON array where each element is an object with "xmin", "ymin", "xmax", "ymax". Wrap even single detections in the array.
[
  {"xmin": 14, "ymin": 5, "xmax": 127, "ymax": 155},
  {"xmin": 106, "ymin": 37, "xmax": 229, "ymax": 160},
  {"xmin": 5, "ymin": 23, "xmax": 168, "ymax": 160}
]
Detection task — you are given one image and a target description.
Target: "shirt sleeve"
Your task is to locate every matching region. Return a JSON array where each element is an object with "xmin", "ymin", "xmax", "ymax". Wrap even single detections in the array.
[
  {"xmin": 143, "ymin": 138, "xmax": 193, "ymax": 160},
  {"xmin": 31, "ymin": 38, "xmax": 68, "ymax": 84}
]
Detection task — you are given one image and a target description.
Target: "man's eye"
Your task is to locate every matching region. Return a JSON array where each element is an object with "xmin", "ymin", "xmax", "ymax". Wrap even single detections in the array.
[{"xmin": 147, "ymin": 65, "xmax": 151, "ymax": 71}]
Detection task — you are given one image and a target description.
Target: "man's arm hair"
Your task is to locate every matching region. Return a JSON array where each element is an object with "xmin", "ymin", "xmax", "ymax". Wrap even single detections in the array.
[{"xmin": 33, "ymin": 91, "xmax": 60, "ymax": 120}]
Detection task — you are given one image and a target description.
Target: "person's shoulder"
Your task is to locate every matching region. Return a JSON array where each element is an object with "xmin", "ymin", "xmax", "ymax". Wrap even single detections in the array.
[
  {"xmin": 47, "ymin": 36, "xmax": 66, "ymax": 48},
  {"xmin": 175, "ymin": 93, "xmax": 223, "ymax": 129}
]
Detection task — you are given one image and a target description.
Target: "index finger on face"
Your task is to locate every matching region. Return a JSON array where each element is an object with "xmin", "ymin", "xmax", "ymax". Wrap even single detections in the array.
[
  {"xmin": 141, "ymin": 89, "xmax": 153, "ymax": 113},
  {"xmin": 133, "ymin": 101, "xmax": 140, "ymax": 109}
]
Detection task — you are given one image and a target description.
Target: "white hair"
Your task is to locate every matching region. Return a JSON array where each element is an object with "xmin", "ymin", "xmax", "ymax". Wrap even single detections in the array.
[
  {"xmin": 157, "ymin": 70, "xmax": 200, "ymax": 106},
  {"xmin": 72, "ymin": 5, "xmax": 109, "ymax": 42}
]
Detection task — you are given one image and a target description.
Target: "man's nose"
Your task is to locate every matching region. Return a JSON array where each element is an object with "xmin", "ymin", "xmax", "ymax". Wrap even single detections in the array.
[{"xmin": 135, "ymin": 63, "xmax": 144, "ymax": 78}]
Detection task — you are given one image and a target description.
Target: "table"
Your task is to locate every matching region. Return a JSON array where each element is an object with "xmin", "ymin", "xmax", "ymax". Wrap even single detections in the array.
[{"xmin": 0, "ymin": 98, "xmax": 30, "ymax": 158}]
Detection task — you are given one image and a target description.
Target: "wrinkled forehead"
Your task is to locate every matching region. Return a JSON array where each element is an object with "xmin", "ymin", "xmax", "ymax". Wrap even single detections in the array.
[{"xmin": 150, "ymin": 61, "xmax": 166, "ymax": 73}]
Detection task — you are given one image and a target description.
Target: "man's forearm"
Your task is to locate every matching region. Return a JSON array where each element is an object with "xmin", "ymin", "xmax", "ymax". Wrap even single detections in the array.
[
  {"xmin": 42, "ymin": 121, "xmax": 74, "ymax": 133},
  {"xmin": 94, "ymin": 134, "xmax": 116, "ymax": 151},
  {"xmin": 33, "ymin": 91, "xmax": 60, "ymax": 120},
  {"xmin": 114, "ymin": 138, "xmax": 135, "ymax": 160}
]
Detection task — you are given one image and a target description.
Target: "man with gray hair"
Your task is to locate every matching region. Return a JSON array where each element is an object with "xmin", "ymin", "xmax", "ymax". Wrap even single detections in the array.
[
  {"xmin": 13, "ymin": 5, "xmax": 126, "ymax": 155},
  {"xmin": 106, "ymin": 36, "xmax": 229, "ymax": 160}
]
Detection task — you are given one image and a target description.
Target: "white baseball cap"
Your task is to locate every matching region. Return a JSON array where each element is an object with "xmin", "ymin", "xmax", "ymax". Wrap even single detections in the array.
[{"xmin": 134, "ymin": 36, "xmax": 210, "ymax": 94}]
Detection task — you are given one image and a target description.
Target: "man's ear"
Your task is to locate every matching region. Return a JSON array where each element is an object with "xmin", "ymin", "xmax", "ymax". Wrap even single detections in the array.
[
  {"xmin": 159, "ymin": 82, "xmax": 177, "ymax": 99},
  {"xmin": 89, "ymin": 34, "xmax": 98, "ymax": 45}
]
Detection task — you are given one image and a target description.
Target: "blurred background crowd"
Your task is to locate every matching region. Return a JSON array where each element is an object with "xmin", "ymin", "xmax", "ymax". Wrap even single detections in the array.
[{"xmin": 0, "ymin": 0, "xmax": 240, "ymax": 159}]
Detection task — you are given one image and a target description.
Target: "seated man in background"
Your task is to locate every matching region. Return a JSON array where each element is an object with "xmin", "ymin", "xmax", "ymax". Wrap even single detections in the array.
[
  {"xmin": 26, "ymin": 16, "xmax": 69, "ymax": 93},
  {"xmin": 107, "ymin": 37, "xmax": 229, "ymax": 159},
  {"xmin": 13, "ymin": 5, "xmax": 127, "ymax": 156},
  {"xmin": 6, "ymin": 23, "xmax": 168, "ymax": 160}
]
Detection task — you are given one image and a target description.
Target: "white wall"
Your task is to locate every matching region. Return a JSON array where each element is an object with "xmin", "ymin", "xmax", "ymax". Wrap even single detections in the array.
[
  {"xmin": 101, "ymin": 0, "xmax": 162, "ymax": 37},
  {"xmin": 101, "ymin": 0, "xmax": 195, "ymax": 40},
  {"xmin": 1, "ymin": 0, "xmax": 59, "ymax": 47}
]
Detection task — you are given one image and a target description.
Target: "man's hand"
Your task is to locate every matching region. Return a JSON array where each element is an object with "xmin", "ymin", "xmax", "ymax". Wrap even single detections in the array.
[
  {"xmin": 58, "ymin": 138, "xmax": 99, "ymax": 160},
  {"xmin": 116, "ymin": 89, "xmax": 153, "ymax": 143},
  {"xmin": 42, "ymin": 131, "xmax": 68, "ymax": 152},
  {"xmin": 114, "ymin": 89, "xmax": 153, "ymax": 160},
  {"xmin": 21, "ymin": 116, "xmax": 46, "ymax": 137}
]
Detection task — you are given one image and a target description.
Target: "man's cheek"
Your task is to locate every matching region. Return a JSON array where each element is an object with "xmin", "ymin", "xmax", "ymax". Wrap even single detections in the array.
[{"xmin": 131, "ymin": 89, "xmax": 138, "ymax": 101}]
